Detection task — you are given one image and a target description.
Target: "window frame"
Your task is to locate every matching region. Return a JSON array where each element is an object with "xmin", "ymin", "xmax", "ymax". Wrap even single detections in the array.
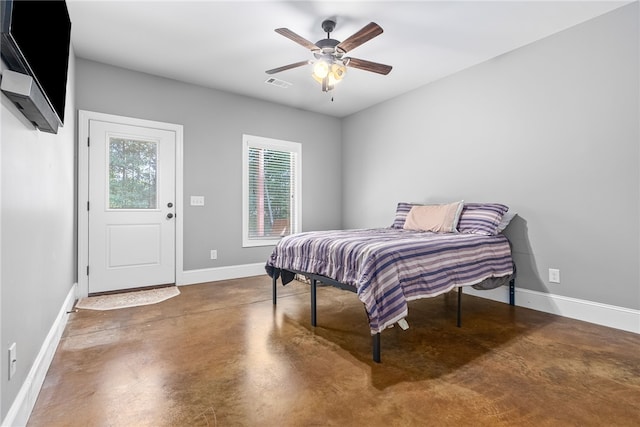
[{"xmin": 242, "ymin": 134, "xmax": 302, "ymax": 247}]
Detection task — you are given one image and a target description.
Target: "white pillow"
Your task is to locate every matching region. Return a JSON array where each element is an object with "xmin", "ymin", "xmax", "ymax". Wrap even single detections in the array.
[{"xmin": 496, "ymin": 211, "xmax": 517, "ymax": 233}]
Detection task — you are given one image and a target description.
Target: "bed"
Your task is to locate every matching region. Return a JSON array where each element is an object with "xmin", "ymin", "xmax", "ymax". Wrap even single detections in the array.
[{"xmin": 266, "ymin": 201, "xmax": 516, "ymax": 362}]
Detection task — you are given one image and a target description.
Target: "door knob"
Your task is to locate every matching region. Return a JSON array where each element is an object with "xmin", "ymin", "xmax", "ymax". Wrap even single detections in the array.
[{"xmin": 167, "ymin": 213, "xmax": 174, "ymax": 219}]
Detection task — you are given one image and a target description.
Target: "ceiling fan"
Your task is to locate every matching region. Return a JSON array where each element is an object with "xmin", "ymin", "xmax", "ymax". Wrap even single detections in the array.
[{"xmin": 266, "ymin": 19, "xmax": 392, "ymax": 92}]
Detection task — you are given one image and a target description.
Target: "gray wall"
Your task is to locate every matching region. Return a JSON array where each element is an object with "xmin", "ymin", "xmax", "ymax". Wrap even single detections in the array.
[
  {"xmin": 342, "ymin": 4, "xmax": 639, "ymax": 310},
  {"xmin": 75, "ymin": 59, "xmax": 343, "ymax": 270},
  {"xmin": 0, "ymin": 53, "xmax": 77, "ymax": 417},
  {"xmin": 0, "ymin": 3, "xmax": 637, "ymax": 420}
]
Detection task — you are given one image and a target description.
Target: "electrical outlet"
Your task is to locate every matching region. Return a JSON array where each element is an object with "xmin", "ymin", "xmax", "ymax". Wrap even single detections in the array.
[
  {"xmin": 549, "ymin": 268, "xmax": 560, "ymax": 284},
  {"xmin": 210, "ymin": 250, "xmax": 217, "ymax": 260},
  {"xmin": 8, "ymin": 343, "xmax": 16, "ymax": 380}
]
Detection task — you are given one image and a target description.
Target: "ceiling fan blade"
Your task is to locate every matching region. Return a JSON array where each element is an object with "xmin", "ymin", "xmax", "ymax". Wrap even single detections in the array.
[
  {"xmin": 346, "ymin": 57, "xmax": 392, "ymax": 75},
  {"xmin": 336, "ymin": 22, "xmax": 383, "ymax": 53},
  {"xmin": 265, "ymin": 60, "xmax": 310, "ymax": 75},
  {"xmin": 275, "ymin": 28, "xmax": 319, "ymax": 51}
]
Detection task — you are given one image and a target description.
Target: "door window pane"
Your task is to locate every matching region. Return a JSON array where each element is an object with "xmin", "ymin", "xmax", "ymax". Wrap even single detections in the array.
[{"xmin": 109, "ymin": 138, "xmax": 158, "ymax": 209}]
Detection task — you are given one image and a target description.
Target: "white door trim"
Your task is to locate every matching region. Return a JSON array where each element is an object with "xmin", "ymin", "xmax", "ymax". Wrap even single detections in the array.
[{"xmin": 78, "ymin": 110, "xmax": 184, "ymax": 297}]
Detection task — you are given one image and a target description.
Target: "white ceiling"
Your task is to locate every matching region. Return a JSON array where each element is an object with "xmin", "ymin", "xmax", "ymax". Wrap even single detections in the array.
[{"xmin": 66, "ymin": 0, "xmax": 630, "ymax": 118}]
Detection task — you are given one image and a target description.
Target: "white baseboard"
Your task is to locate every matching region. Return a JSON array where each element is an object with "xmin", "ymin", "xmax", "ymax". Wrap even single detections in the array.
[
  {"xmin": 2, "ymin": 283, "xmax": 77, "ymax": 427},
  {"xmin": 180, "ymin": 263, "xmax": 266, "ymax": 286},
  {"xmin": 463, "ymin": 286, "xmax": 640, "ymax": 334}
]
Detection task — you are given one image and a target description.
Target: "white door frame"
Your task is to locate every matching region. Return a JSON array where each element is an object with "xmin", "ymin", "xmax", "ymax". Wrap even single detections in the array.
[{"xmin": 77, "ymin": 110, "xmax": 184, "ymax": 297}]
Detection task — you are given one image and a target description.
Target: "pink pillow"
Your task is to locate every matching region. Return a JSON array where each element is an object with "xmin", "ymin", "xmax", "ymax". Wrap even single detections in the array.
[{"xmin": 403, "ymin": 201, "xmax": 464, "ymax": 233}]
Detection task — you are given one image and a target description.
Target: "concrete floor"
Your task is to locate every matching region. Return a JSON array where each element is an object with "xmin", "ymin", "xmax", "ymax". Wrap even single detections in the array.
[{"xmin": 29, "ymin": 276, "xmax": 640, "ymax": 426}]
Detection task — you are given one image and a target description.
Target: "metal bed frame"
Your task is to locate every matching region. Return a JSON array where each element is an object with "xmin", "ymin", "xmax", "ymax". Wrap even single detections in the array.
[{"xmin": 272, "ymin": 270, "xmax": 515, "ymax": 363}]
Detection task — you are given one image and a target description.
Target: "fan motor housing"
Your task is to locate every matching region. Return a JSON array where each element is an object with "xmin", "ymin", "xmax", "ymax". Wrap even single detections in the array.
[{"xmin": 315, "ymin": 38, "xmax": 340, "ymax": 54}]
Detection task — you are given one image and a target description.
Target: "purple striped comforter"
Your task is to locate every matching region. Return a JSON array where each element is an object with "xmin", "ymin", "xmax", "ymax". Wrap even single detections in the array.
[{"xmin": 266, "ymin": 228, "xmax": 514, "ymax": 334}]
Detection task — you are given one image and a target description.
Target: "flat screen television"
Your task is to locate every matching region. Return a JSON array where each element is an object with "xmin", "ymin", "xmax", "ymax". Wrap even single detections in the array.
[{"xmin": 1, "ymin": 0, "xmax": 71, "ymax": 132}]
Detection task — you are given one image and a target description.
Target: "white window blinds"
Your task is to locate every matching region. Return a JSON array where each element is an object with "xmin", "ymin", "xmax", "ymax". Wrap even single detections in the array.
[{"xmin": 242, "ymin": 135, "xmax": 301, "ymax": 247}]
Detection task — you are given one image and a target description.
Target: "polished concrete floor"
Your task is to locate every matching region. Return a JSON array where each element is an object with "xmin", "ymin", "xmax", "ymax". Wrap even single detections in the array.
[{"xmin": 29, "ymin": 276, "xmax": 639, "ymax": 426}]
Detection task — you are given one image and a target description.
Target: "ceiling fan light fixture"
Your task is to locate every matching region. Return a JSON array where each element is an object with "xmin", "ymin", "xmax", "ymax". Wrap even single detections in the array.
[
  {"xmin": 312, "ymin": 60, "xmax": 346, "ymax": 91},
  {"xmin": 312, "ymin": 60, "xmax": 330, "ymax": 79},
  {"xmin": 330, "ymin": 63, "xmax": 346, "ymax": 82}
]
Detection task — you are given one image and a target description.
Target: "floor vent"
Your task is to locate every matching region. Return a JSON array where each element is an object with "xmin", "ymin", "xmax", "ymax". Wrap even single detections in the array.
[{"xmin": 265, "ymin": 77, "xmax": 292, "ymax": 88}]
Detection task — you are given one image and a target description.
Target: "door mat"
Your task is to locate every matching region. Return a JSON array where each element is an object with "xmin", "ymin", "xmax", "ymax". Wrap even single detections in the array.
[{"xmin": 75, "ymin": 286, "xmax": 180, "ymax": 311}]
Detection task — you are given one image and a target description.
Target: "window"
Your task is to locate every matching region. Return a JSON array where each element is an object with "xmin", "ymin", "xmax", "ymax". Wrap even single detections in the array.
[
  {"xmin": 108, "ymin": 137, "xmax": 158, "ymax": 209},
  {"xmin": 242, "ymin": 135, "xmax": 301, "ymax": 247}
]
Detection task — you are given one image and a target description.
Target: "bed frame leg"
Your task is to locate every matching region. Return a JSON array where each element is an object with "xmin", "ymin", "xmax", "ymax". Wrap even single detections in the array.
[
  {"xmin": 272, "ymin": 274, "xmax": 277, "ymax": 305},
  {"xmin": 311, "ymin": 278, "xmax": 317, "ymax": 327},
  {"xmin": 373, "ymin": 333, "xmax": 381, "ymax": 363},
  {"xmin": 457, "ymin": 287, "xmax": 462, "ymax": 327},
  {"xmin": 509, "ymin": 278, "xmax": 515, "ymax": 306}
]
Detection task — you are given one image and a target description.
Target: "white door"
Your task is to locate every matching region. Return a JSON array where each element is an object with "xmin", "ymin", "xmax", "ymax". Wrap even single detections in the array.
[{"xmin": 88, "ymin": 119, "xmax": 176, "ymax": 293}]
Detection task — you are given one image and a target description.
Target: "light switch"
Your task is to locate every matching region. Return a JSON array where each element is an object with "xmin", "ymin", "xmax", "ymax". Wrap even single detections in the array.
[{"xmin": 190, "ymin": 196, "xmax": 205, "ymax": 206}]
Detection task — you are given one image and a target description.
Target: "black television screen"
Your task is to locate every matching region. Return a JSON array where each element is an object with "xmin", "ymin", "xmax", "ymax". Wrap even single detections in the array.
[{"xmin": 1, "ymin": 0, "xmax": 71, "ymax": 126}]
